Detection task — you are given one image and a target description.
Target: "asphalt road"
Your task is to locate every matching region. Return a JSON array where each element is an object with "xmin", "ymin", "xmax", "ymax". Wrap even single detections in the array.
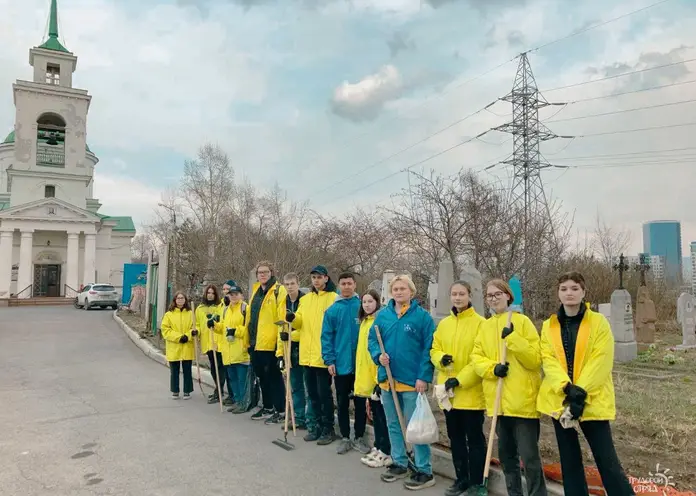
[{"xmin": 0, "ymin": 306, "xmax": 446, "ymax": 496}]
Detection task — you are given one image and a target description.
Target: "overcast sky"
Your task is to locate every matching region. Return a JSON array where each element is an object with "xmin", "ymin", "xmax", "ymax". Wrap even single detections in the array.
[{"xmin": 0, "ymin": 0, "xmax": 694, "ymax": 256}]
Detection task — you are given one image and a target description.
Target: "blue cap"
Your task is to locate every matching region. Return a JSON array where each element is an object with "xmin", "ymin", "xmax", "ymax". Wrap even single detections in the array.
[
  {"xmin": 224, "ymin": 280, "xmax": 236, "ymax": 287},
  {"xmin": 310, "ymin": 265, "xmax": 328, "ymax": 276}
]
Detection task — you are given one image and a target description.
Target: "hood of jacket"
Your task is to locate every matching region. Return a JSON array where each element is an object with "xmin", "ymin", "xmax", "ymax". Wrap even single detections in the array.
[{"xmin": 312, "ymin": 277, "xmax": 337, "ymax": 294}]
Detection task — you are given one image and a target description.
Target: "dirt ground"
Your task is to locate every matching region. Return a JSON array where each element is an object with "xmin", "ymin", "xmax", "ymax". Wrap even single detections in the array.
[{"xmin": 118, "ymin": 311, "xmax": 696, "ymax": 491}]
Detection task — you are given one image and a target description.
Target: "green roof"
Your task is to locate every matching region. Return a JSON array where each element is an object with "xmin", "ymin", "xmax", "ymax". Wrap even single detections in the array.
[
  {"xmin": 3, "ymin": 130, "xmax": 92, "ymax": 152},
  {"xmin": 38, "ymin": 0, "xmax": 69, "ymax": 53},
  {"xmin": 99, "ymin": 215, "xmax": 136, "ymax": 232}
]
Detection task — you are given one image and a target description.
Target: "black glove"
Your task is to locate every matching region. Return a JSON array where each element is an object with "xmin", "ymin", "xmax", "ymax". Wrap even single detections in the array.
[
  {"xmin": 214, "ymin": 314, "xmax": 220, "ymax": 322},
  {"xmin": 569, "ymin": 399, "xmax": 585, "ymax": 420},
  {"xmin": 278, "ymin": 357, "xmax": 285, "ymax": 371},
  {"xmin": 564, "ymin": 383, "xmax": 588, "ymax": 404},
  {"xmin": 224, "ymin": 295, "xmax": 230, "ymax": 305},
  {"xmin": 493, "ymin": 363, "xmax": 509, "ymax": 378},
  {"xmin": 226, "ymin": 327, "xmax": 236, "ymax": 338},
  {"xmin": 179, "ymin": 335, "xmax": 189, "ymax": 344},
  {"xmin": 280, "ymin": 331, "xmax": 289, "ymax": 342},
  {"xmin": 501, "ymin": 322, "xmax": 515, "ymax": 339},
  {"xmin": 444, "ymin": 377, "xmax": 459, "ymax": 391},
  {"xmin": 440, "ymin": 354, "xmax": 454, "ymax": 367},
  {"xmin": 191, "ymin": 329, "xmax": 198, "ymax": 337},
  {"xmin": 206, "ymin": 313, "xmax": 212, "ymax": 319},
  {"xmin": 285, "ymin": 310, "xmax": 295, "ymax": 323},
  {"xmin": 207, "ymin": 319, "xmax": 214, "ymax": 329},
  {"xmin": 372, "ymin": 384, "xmax": 382, "ymax": 399}
]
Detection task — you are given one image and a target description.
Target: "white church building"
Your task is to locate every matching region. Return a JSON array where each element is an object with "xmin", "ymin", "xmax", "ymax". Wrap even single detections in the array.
[{"xmin": 0, "ymin": 0, "xmax": 135, "ymax": 299}]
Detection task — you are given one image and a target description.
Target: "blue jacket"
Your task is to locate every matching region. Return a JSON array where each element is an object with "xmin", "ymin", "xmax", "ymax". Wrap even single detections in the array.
[
  {"xmin": 321, "ymin": 294, "xmax": 361, "ymax": 375},
  {"xmin": 368, "ymin": 299, "xmax": 436, "ymax": 388}
]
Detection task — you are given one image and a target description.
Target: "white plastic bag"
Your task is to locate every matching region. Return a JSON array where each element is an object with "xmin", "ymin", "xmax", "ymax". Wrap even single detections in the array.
[{"xmin": 405, "ymin": 392, "xmax": 440, "ymax": 445}]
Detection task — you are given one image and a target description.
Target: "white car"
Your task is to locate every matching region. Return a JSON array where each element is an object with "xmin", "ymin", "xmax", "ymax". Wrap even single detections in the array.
[{"xmin": 75, "ymin": 283, "xmax": 120, "ymax": 310}]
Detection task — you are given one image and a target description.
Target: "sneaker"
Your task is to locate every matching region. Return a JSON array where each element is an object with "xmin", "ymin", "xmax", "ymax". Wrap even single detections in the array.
[
  {"xmin": 444, "ymin": 480, "xmax": 468, "ymax": 496},
  {"xmin": 264, "ymin": 412, "xmax": 285, "ymax": 425},
  {"xmin": 336, "ymin": 437, "xmax": 352, "ymax": 454},
  {"xmin": 360, "ymin": 447, "xmax": 379, "ymax": 466},
  {"xmin": 303, "ymin": 430, "xmax": 320, "ymax": 442},
  {"xmin": 316, "ymin": 430, "xmax": 337, "ymax": 446},
  {"xmin": 251, "ymin": 408, "xmax": 273, "ymax": 420},
  {"xmin": 222, "ymin": 396, "xmax": 235, "ymax": 407},
  {"xmin": 403, "ymin": 472, "xmax": 435, "ymax": 490},
  {"xmin": 365, "ymin": 450, "xmax": 390, "ymax": 468},
  {"xmin": 183, "ymin": 393, "xmax": 191, "ymax": 400},
  {"xmin": 207, "ymin": 392, "xmax": 219, "ymax": 404},
  {"xmin": 352, "ymin": 437, "xmax": 371, "ymax": 455},
  {"xmin": 231, "ymin": 405, "xmax": 248, "ymax": 414},
  {"xmin": 171, "ymin": 393, "xmax": 180, "ymax": 400},
  {"xmin": 380, "ymin": 465, "xmax": 409, "ymax": 483}
]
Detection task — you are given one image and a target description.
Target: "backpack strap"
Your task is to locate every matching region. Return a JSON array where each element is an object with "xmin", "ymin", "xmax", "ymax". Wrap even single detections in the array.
[{"xmin": 241, "ymin": 301, "xmax": 247, "ymax": 318}]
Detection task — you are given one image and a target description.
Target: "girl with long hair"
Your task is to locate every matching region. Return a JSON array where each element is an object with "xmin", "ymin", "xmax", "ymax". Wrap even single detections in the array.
[{"xmin": 161, "ymin": 291, "xmax": 196, "ymax": 400}]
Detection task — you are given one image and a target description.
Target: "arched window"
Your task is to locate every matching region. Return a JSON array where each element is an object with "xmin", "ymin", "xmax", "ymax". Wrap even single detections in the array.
[{"xmin": 36, "ymin": 113, "xmax": 66, "ymax": 167}]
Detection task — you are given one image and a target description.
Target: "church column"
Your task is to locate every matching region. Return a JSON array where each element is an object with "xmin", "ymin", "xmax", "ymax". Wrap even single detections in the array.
[
  {"xmin": 65, "ymin": 231, "xmax": 79, "ymax": 294},
  {"xmin": 82, "ymin": 232, "xmax": 96, "ymax": 287},
  {"xmin": 0, "ymin": 230, "xmax": 14, "ymax": 297},
  {"xmin": 17, "ymin": 230, "xmax": 34, "ymax": 298}
]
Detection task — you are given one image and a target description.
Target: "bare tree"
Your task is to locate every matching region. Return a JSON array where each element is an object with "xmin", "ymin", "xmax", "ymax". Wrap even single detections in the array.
[
  {"xmin": 130, "ymin": 234, "xmax": 155, "ymax": 263},
  {"xmin": 592, "ymin": 212, "xmax": 632, "ymax": 265}
]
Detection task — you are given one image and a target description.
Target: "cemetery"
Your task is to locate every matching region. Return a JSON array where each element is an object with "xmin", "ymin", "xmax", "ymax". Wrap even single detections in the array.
[{"xmin": 116, "ymin": 253, "xmax": 696, "ymax": 491}]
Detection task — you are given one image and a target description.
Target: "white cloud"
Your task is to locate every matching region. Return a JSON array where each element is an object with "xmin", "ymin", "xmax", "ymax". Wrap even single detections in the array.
[
  {"xmin": 331, "ymin": 64, "xmax": 404, "ymax": 121},
  {"xmin": 92, "ymin": 173, "xmax": 162, "ymax": 228}
]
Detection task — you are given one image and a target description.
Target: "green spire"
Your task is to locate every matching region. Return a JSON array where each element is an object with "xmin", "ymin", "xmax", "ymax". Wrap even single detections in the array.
[{"xmin": 38, "ymin": 0, "xmax": 69, "ymax": 53}]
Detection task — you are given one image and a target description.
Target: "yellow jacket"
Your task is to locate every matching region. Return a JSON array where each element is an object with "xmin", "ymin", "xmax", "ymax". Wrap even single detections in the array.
[
  {"xmin": 537, "ymin": 308, "xmax": 616, "ymax": 421},
  {"xmin": 161, "ymin": 308, "xmax": 196, "ymax": 362},
  {"xmin": 195, "ymin": 302, "xmax": 223, "ymax": 353},
  {"xmin": 471, "ymin": 311, "xmax": 542, "ymax": 419},
  {"xmin": 245, "ymin": 280, "xmax": 287, "ymax": 352},
  {"xmin": 220, "ymin": 301, "xmax": 250, "ymax": 365},
  {"xmin": 293, "ymin": 286, "xmax": 338, "ymax": 368},
  {"xmin": 354, "ymin": 315, "xmax": 377, "ymax": 398},
  {"xmin": 430, "ymin": 306, "xmax": 486, "ymax": 410}
]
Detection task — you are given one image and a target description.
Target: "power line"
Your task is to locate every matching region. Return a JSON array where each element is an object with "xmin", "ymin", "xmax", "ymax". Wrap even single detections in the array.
[
  {"xmin": 564, "ymin": 159, "xmax": 696, "ymax": 169},
  {"xmin": 309, "ymin": 99, "xmax": 501, "ymax": 199},
  {"xmin": 530, "ymin": 0, "xmax": 674, "ymax": 53},
  {"xmin": 576, "ymin": 121, "xmax": 696, "ymax": 137},
  {"xmin": 551, "ymin": 146, "xmax": 696, "ymax": 161},
  {"xmin": 546, "ymin": 98, "xmax": 696, "ymax": 123},
  {"xmin": 543, "ymin": 58, "xmax": 696, "ymax": 92},
  {"xmin": 568, "ymin": 79, "xmax": 696, "ymax": 103}
]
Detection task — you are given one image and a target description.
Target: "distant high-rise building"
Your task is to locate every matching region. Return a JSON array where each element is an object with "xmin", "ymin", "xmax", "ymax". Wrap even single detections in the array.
[
  {"xmin": 643, "ymin": 221, "xmax": 682, "ymax": 283},
  {"xmin": 691, "ymin": 242, "xmax": 696, "ymax": 295}
]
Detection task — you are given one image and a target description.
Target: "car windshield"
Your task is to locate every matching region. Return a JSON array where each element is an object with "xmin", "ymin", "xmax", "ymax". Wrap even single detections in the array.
[{"xmin": 93, "ymin": 285, "xmax": 115, "ymax": 292}]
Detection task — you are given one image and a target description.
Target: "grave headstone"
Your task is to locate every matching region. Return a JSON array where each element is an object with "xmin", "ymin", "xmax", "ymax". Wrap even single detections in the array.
[
  {"xmin": 598, "ymin": 303, "xmax": 611, "ymax": 320},
  {"xmin": 367, "ymin": 279, "xmax": 382, "ymax": 293},
  {"xmin": 433, "ymin": 260, "xmax": 455, "ymax": 323},
  {"xmin": 610, "ymin": 289, "xmax": 637, "ymax": 362},
  {"xmin": 427, "ymin": 281, "xmax": 438, "ymax": 314},
  {"xmin": 460, "ymin": 265, "xmax": 484, "ymax": 316},
  {"xmin": 676, "ymin": 293, "xmax": 696, "ymax": 350},
  {"xmin": 380, "ymin": 270, "xmax": 396, "ymax": 306},
  {"xmin": 635, "ymin": 286, "xmax": 656, "ymax": 353}
]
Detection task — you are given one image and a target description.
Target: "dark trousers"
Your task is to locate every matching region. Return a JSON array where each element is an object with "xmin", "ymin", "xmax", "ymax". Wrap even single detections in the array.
[
  {"xmin": 170, "ymin": 360, "xmax": 193, "ymax": 394},
  {"xmin": 553, "ymin": 419, "xmax": 634, "ymax": 496},
  {"xmin": 206, "ymin": 350, "xmax": 230, "ymax": 397},
  {"xmin": 251, "ymin": 350, "xmax": 285, "ymax": 412},
  {"xmin": 334, "ymin": 373, "xmax": 367, "ymax": 439},
  {"xmin": 370, "ymin": 398, "xmax": 391, "ymax": 455},
  {"xmin": 445, "ymin": 409, "xmax": 487, "ymax": 488},
  {"xmin": 497, "ymin": 416, "xmax": 548, "ymax": 496},
  {"xmin": 305, "ymin": 366, "xmax": 334, "ymax": 434}
]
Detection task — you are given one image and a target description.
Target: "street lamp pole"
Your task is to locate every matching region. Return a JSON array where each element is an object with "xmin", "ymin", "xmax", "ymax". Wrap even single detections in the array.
[{"xmin": 158, "ymin": 203, "xmax": 177, "ymax": 289}]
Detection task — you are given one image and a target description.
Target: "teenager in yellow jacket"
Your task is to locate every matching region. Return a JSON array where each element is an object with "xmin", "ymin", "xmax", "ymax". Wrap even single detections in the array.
[
  {"xmin": 285, "ymin": 265, "xmax": 338, "ymax": 445},
  {"xmin": 355, "ymin": 289, "xmax": 392, "ymax": 468},
  {"xmin": 161, "ymin": 291, "xmax": 196, "ymax": 400},
  {"xmin": 430, "ymin": 280, "xmax": 486, "ymax": 496},
  {"xmin": 196, "ymin": 284, "xmax": 228, "ymax": 405},
  {"xmin": 537, "ymin": 272, "xmax": 634, "ymax": 496},
  {"xmin": 471, "ymin": 279, "xmax": 548, "ymax": 496},
  {"xmin": 245, "ymin": 261, "xmax": 287, "ymax": 424},
  {"xmin": 219, "ymin": 283, "xmax": 251, "ymax": 414}
]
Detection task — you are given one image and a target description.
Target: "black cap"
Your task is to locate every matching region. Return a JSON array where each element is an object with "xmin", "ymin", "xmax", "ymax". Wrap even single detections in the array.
[{"xmin": 310, "ymin": 265, "xmax": 328, "ymax": 276}]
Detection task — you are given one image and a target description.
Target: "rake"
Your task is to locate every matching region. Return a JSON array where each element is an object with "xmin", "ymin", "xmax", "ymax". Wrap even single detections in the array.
[{"xmin": 272, "ymin": 320, "xmax": 297, "ymax": 451}]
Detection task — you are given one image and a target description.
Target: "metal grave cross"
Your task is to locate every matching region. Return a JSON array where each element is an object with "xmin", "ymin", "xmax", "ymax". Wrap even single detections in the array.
[
  {"xmin": 634, "ymin": 253, "xmax": 651, "ymax": 287},
  {"xmin": 613, "ymin": 253, "xmax": 630, "ymax": 290}
]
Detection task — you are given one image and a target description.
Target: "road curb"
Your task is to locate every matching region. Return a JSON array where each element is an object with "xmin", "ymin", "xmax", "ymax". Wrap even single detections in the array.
[{"xmin": 112, "ymin": 311, "xmax": 563, "ymax": 495}]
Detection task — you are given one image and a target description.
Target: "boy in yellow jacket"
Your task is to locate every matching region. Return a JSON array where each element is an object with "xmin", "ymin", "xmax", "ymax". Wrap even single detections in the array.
[
  {"xmin": 220, "ymin": 283, "xmax": 251, "ymax": 413},
  {"xmin": 430, "ymin": 281, "xmax": 486, "ymax": 496},
  {"xmin": 471, "ymin": 279, "xmax": 548, "ymax": 496},
  {"xmin": 537, "ymin": 272, "xmax": 634, "ymax": 496}
]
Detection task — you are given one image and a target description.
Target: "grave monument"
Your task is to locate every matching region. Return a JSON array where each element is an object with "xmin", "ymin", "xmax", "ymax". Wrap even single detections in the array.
[
  {"xmin": 676, "ymin": 292, "xmax": 696, "ymax": 350},
  {"xmin": 611, "ymin": 254, "xmax": 637, "ymax": 362},
  {"xmin": 460, "ymin": 265, "xmax": 485, "ymax": 316},
  {"xmin": 634, "ymin": 256, "xmax": 656, "ymax": 352}
]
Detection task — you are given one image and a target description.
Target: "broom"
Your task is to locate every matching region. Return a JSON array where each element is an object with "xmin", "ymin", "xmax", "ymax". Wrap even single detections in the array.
[
  {"xmin": 374, "ymin": 325, "xmax": 416, "ymax": 472},
  {"xmin": 475, "ymin": 309, "xmax": 513, "ymax": 496},
  {"xmin": 191, "ymin": 304, "xmax": 205, "ymax": 397}
]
